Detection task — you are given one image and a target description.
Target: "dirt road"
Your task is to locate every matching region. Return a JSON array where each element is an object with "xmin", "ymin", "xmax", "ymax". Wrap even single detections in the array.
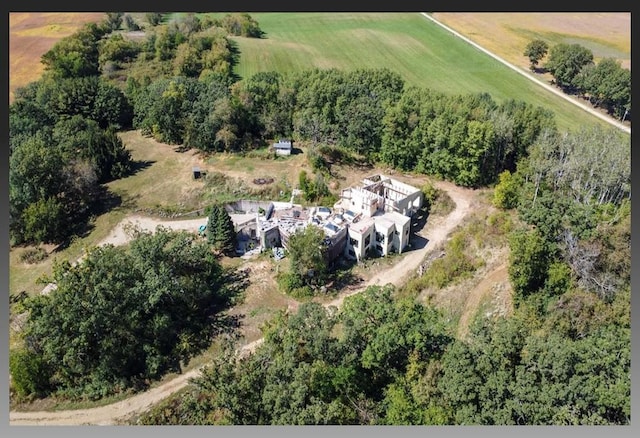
[
  {"xmin": 420, "ymin": 13, "xmax": 631, "ymax": 135},
  {"xmin": 96, "ymin": 215, "xmax": 208, "ymax": 247},
  {"xmin": 326, "ymin": 180, "xmax": 474, "ymax": 309},
  {"xmin": 10, "ymin": 180, "xmax": 475, "ymax": 425},
  {"xmin": 456, "ymin": 263, "xmax": 510, "ymax": 340}
]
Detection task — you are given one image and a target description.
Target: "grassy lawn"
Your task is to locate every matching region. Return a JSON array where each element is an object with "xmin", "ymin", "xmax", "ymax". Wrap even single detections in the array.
[
  {"xmin": 225, "ymin": 12, "xmax": 613, "ymax": 132},
  {"xmin": 107, "ymin": 131, "xmax": 212, "ymax": 212}
]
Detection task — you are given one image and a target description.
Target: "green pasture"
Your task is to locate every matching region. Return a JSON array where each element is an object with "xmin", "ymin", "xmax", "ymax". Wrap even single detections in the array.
[{"xmin": 225, "ymin": 12, "xmax": 613, "ymax": 132}]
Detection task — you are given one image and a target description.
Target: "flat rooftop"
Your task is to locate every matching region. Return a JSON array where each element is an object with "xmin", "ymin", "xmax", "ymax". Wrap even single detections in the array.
[
  {"xmin": 348, "ymin": 216, "xmax": 375, "ymax": 234},
  {"xmin": 380, "ymin": 210, "xmax": 411, "ymax": 226},
  {"xmin": 272, "ymin": 206, "xmax": 311, "ymax": 222},
  {"xmin": 373, "ymin": 216, "xmax": 395, "ymax": 231}
]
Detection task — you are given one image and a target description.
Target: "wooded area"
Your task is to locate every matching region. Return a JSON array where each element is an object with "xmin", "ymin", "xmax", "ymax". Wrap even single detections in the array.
[
  {"xmin": 9, "ymin": 13, "xmax": 630, "ymax": 425},
  {"xmin": 525, "ymin": 39, "xmax": 631, "ymax": 122}
]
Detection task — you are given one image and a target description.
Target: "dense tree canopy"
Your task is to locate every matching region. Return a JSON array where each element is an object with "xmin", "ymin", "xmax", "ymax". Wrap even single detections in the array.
[
  {"xmin": 11, "ymin": 229, "xmax": 231, "ymax": 400},
  {"xmin": 438, "ymin": 307, "xmax": 629, "ymax": 425},
  {"xmin": 136, "ymin": 278, "xmax": 629, "ymax": 425},
  {"xmin": 545, "ymin": 43, "xmax": 594, "ymax": 89},
  {"xmin": 9, "ymin": 132, "xmax": 104, "ymax": 244},
  {"xmin": 523, "ymin": 39, "xmax": 549, "ymax": 70},
  {"xmin": 40, "ymin": 22, "xmax": 108, "ymax": 78},
  {"xmin": 380, "ymin": 88, "xmax": 555, "ymax": 187},
  {"xmin": 146, "ymin": 13, "xmax": 164, "ymax": 27},
  {"xmin": 574, "ymin": 57, "xmax": 631, "ymax": 121},
  {"xmin": 9, "ymin": 75, "xmax": 133, "ymax": 244},
  {"xmin": 137, "ymin": 285, "xmax": 455, "ymax": 425}
]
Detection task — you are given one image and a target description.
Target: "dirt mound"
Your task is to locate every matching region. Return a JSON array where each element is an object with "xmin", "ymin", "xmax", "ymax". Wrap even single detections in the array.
[{"xmin": 253, "ymin": 177, "xmax": 275, "ymax": 185}]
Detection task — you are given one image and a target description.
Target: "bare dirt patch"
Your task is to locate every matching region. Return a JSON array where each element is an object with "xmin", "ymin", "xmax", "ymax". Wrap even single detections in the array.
[
  {"xmin": 454, "ymin": 260, "xmax": 512, "ymax": 340},
  {"xmin": 9, "ymin": 13, "xmax": 106, "ymax": 103}
]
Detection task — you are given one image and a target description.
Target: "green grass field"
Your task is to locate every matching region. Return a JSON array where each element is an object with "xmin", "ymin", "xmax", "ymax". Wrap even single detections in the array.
[{"xmin": 224, "ymin": 12, "xmax": 612, "ymax": 132}]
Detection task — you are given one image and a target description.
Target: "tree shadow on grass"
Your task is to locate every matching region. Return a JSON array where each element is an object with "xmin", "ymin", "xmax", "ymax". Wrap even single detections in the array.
[
  {"xmin": 204, "ymin": 265, "xmax": 252, "ymax": 339},
  {"xmin": 218, "ymin": 266, "xmax": 251, "ymax": 309},
  {"xmin": 181, "ymin": 265, "xmax": 251, "ymax": 367},
  {"xmin": 126, "ymin": 159, "xmax": 155, "ymax": 176},
  {"xmin": 228, "ymin": 39, "xmax": 242, "ymax": 83},
  {"xmin": 51, "ymin": 187, "xmax": 140, "ymax": 253},
  {"xmin": 330, "ymin": 262, "xmax": 365, "ymax": 294}
]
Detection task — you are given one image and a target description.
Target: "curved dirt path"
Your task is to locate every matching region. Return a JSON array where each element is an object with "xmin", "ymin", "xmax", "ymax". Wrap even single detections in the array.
[
  {"xmin": 40, "ymin": 216, "xmax": 209, "ymax": 295},
  {"xmin": 11, "ymin": 180, "xmax": 475, "ymax": 425},
  {"xmin": 420, "ymin": 13, "xmax": 631, "ymax": 135},
  {"xmin": 95, "ymin": 216, "xmax": 208, "ymax": 247},
  {"xmin": 325, "ymin": 180, "xmax": 474, "ymax": 309},
  {"xmin": 456, "ymin": 263, "xmax": 510, "ymax": 340}
]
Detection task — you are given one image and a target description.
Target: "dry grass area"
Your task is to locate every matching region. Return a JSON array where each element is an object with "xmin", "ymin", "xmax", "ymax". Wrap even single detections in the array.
[
  {"xmin": 9, "ymin": 12, "xmax": 106, "ymax": 103},
  {"xmin": 108, "ymin": 131, "xmax": 212, "ymax": 212},
  {"xmin": 9, "ymin": 210, "xmax": 128, "ymax": 298},
  {"xmin": 225, "ymin": 258, "xmax": 298, "ymax": 345},
  {"xmin": 432, "ymin": 13, "xmax": 631, "ymax": 71},
  {"xmin": 417, "ymin": 202, "xmax": 516, "ymax": 338},
  {"xmin": 205, "ymin": 147, "xmax": 310, "ymax": 192}
]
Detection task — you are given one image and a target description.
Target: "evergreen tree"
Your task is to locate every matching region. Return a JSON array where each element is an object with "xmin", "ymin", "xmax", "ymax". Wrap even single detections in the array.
[{"xmin": 207, "ymin": 204, "xmax": 236, "ymax": 254}]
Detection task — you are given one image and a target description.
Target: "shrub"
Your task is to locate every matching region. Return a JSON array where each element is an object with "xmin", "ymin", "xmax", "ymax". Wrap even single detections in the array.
[
  {"xmin": 277, "ymin": 271, "xmax": 303, "ymax": 293},
  {"xmin": 9, "ymin": 349, "xmax": 52, "ymax": 399},
  {"xmin": 422, "ymin": 183, "xmax": 454, "ymax": 216},
  {"xmin": 19, "ymin": 246, "xmax": 49, "ymax": 264},
  {"xmin": 493, "ymin": 170, "xmax": 519, "ymax": 209},
  {"xmin": 423, "ymin": 233, "xmax": 480, "ymax": 289}
]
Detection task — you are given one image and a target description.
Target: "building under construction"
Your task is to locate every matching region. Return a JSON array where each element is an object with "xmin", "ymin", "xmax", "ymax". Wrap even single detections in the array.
[{"xmin": 227, "ymin": 174, "xmax": 423, "ymax": 262}]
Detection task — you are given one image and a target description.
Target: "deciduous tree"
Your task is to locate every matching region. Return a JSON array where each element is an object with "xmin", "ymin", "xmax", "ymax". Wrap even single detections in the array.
[{"xmin": 523, "ymin": 39, "xmax": 549, "ymax": 70}]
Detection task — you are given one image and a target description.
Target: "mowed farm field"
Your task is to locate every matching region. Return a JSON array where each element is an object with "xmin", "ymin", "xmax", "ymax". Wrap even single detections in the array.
[
  {"xmin": 227, "ymin": 12, "xmax": 622, "ymax": 131},
  {"xmin": 9, "ymin": 12, "xmax": 106, "ymax": 103},
  {"xmin": 11, "ymin": 12, "xmax": 629, "ymax": 130},
  {"xmin": 432, "ymin": 13, "xmax": 630, "ymax": 71}
]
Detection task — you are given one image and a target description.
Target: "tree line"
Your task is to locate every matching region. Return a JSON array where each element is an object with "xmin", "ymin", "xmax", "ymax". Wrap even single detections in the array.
[
  {"xmin": 9, "ymin": 75, "xmax": 134, "ymax": 244},
  {"xmin": 524, "ymin": 39, "xmax": 631, "ymax": 121},
  {"xmin": 134, "ymin": 282, "xmax": 629, "ymax": 425},
  {"xmin": 127, "ymin": 68, "xmax": 557, "ymax": 189},
  {"xmin": 496, "ymin": 126, "xmax": 630, "ymax": 307}
]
